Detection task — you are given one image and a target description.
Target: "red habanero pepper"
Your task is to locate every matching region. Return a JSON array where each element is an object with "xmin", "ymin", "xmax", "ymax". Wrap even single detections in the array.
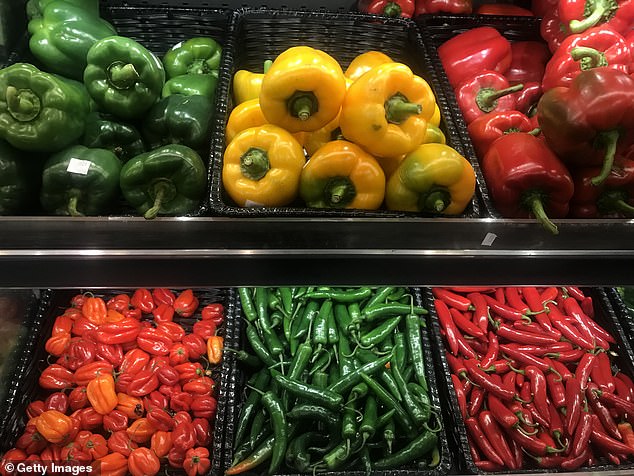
[
  {"xmin": 72, "ymin": 317, "xmax": 98, "ymax": 337},
  {"xmin": 455, "ymin": 71, "xmax": 524, "ymax": 125},
  {"xmin": 26, "ymin": 400, "xmax": 45, "ymax": 418},
  {"xmin": 183, "ymin": 376, "xmax": 214, "ymax": 396},
  {"xmin": 1, "ymin": 448, "xmax": 27, "ymax": 474},
  {"xmin": 171, "ymin": 392, "xmax": 194, "ymax": 412},
  {"xmin": 416, "ymin": 0, "xmax": 472, "ymax": 14},
  {"xmin": 137, "ymin": 328, "xmax": 173, "ymax": 356},
  {"xmin": 570, "ymin": 160, "xmax": 634, "ymax": 217},
  {"xmin": 174, "ymin": 289, "xmax": 199, "ymax": 317},
  {"xmin": 131, "ymin": 288, "xmax": 155, "ymax": 313},
  {"xmin": 146, "ymin": 355, "xmax": 170, "ymax": 372},
  {"xmin": 168, "ymin": 447, "xmax": 186, "ymax": 468},
  {"xmin": 69, "ymin": 386, "xmax": 88, "ymax": 411},
  {"xmin": 201, "ymin": 303, "xmax": 224, "ymax": 325},
  {"xmin": 565, "ymin": 377, "xmax": 583, "ymax": 435},
  {"xmin": 173, "ymin": 411, "xmax": 192, "ymax": 426},
  {"xmin": 590, "ymin": 413, "xmax": 634, "ymax": 455},
  {"xmin": 182, "ymin": 333, "xmax": 207, "ymax": 360},
  {"xmin": 74, "ymin": 361, "xmax": 113, "ymax": 386},
  {"xmin": 433, "ymin": 288, "xmax": 474, "ymax": 311},
  {"xmin": 82, "ymin": 296, "xmax": 108, "ymax": 325},
  {"xmin": 45, "ymin": 332, "xmax": 71, "ymax": 356},
  {"xmin": 75, "ymin": 431, "xmax": 109, "ymax": 460},
  {"xmin": 157, "ymin": 366, "xmax": 181, "ymax": 386},
  {"xmin": 117, "ymin": 393, "xmax": 144, "ymax": 419},
  {"xmin": 172, "ymin": 421, "xmax": 197, "ymax": 453},
  {"xmin": 476, "ymin": 3, "xmax": 533, "ymax": 15},
  {"xmin": 107, "ymin": 293, "xmax": 130, "ymax": 312},
  {"xmin": 127, "ymin": 418, "xmax": 157, "ymax": 444},
  {"xmin": 193, "ymin": 320, "xmax": 217, "ymax": 340},
  {"xmin": 124, "ymin": 307, "xmax": 142, "ymax": 320},
  {"xmin": 464, "ymin": 358, "xmax": 515, "ymax": 401},
  {"xmin": 449, "ymin": 307, "xmax": 484, "ymax": 338},
  {"xmin": 74, "ymin": 407, "xmax": 103, "ymax": 431},
  {"xmin": 53, "ymin": 314, "xmax": 74, "ymax": 335},
  {"xmin": 506, "ymin": 41, "xmax": 551, "ymax": 85},
  {"xmin": 478, "ymin": 410, "xmax": 517, "ymax": 469},
  {"xmin": 541, "ymin": 8, "xmax": 568, "ymax": 53},
  {"xmin": 192, "ymin": 418, "xmax": 213, "ymax": 446},
  {"xmin": 169, "ymin": 343, "xmax": 190, "ymax": 366},
  {"xmin": 587, "ymin": 382, "xmax": 622, "ymax": 439},
  {"xmin": 591, "ymin": 351, "xmax": 616, "ymax": 393},
  {"xmin": 151, "ymin": 430, "xmax": 173, "ymax": 458},
  {"xmin": 481, "ymin": 133, "xmax": 574, "ymax": 235},
  {"xmin": 438, "ymin": 27, "xmax": 512, "ymax": 88},
  {"xmin": 144, "ymin": 391, "xmax": 169, "ymax": 412},
  {"xmin": 466, "ymin": 292, "xmax": 489, "ymax": 333},
  {"xmin": 358, "ymin": 0, "xmax": 415, "ymax": 17},
  {"xmin": 435, "ymin": 299, "xmax": 460, "ymax": 355},
  {"xmin": 127, "ymin": 370, "xmax": 160, "ymax": 397},
  {"xmin": 45, "ymin": 392, "xmax": 69, "ymax": 413},
  {"xmin": 174, "ymin": 362, "xmax": 207, "ymax": 383},
  {"xmin": 16, "ymin": 424, "xmax": 47, "ymax": 454},
  {"xmin": 467, "ymin": 110, "xmax": 537, "ymax": 159},
  {"xmin": 96, "ymin": 343, "xmax": 124, "ymax": 367},
  {"xmin": 469, "ymin": 386, "xmax": 485, "ymax": 416},
  {"xmin": 71, "ymin": 293, "xmax": 88, "ymax": 308},
  {"xmin": 190, "ymin": 395, "xmax": 217, "ymax": 419},
  {"xmin": 451, "ymin": 373, "xmax": 468, "ymax": 419},
  {"xmin": 96, "ymin": 317, "xmax": 142, "ymax": 345},
  {"xmin": 120, "ymin": 349, "xmax": 151, "ymax": 375},
  {"xmin": 152, "ymin": 303, "xmax": 174, "ymax": 324},
  {"xmin": 153, "ymin": 288, "xmax": 175, "ymax": 306},
  {"xmin": 157, "ymin": 322, "xmax": 186, "ymax": 342},
  {"xmin": 465, "ymin": 417, "xmax": 505, "ymax": 466},
  {"xmin": 183, "ymin": 447, "xmax": 211, "ymax": 476},
  {"xmin": 559, "ymin": 0, "xmax": 634, "ymax": 35},
  {"xmin": 147, "ymin": 408, "xmax": 175, "ymax": 432},
  {"xmin": 103, "ymin": 410, "xmax": 129, "ymax": 432}
]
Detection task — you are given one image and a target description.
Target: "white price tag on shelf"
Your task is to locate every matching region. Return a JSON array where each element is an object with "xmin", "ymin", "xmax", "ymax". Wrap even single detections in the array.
[
  {"xmin": 66, "ymin": 158, "xmax": 92, "ymax": 175},
  {"xmin": 481, "ymin": 233, "xmax": 497, "ymax": 247}
]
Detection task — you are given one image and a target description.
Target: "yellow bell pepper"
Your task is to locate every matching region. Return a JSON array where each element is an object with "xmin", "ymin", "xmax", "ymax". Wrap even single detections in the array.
[
  {"xmin": 304, "ymin": 113, "xmax": 341, "ymax": 156},
  {"xmin": 376, "ymin": 155, "xmax": 405, "ymax": 180},
  {"xmin": 259, "ymin": 46, "xmax": 346, "ymax": 133},
  {"xmin": 344, "ymin": 51, "xmax": 393, "ymax": 81},
  {"xmin": 300, "ymin": 140, "xmax": 385, "ymax": 209},
  {"xmin": 385, "ymin": 143, "xmax": 475, "ymax": 215},
  {"xmin": 430, "ymin": 103, "xmax": 441, "ymax": 127},
  {"xmin": 339, "ymin": 62, "xmax": 435, "ymax": 159},
  {"xmin": 424, "ymin": 124, "xmax": 446, "ymax": 144},
  {"xmin": 222, "ymin": 125, "xmax": 305, "ymax": 207},
  {"xmin": 232, "ymin": 60, "xmax": 272, "ymax": 105}
]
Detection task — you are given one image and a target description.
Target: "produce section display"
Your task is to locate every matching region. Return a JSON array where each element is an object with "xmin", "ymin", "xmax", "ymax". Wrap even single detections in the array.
[
  {"xmin": 430, "ymin": 286, "xmax": 634, "ymax": 472},
  {"xmin": 0, "ymin": 289, "xmax": 228, "ymax": 476},
  {"xmin": 226, "ymin": 286, "xmax": 446, "ymax": 473}
]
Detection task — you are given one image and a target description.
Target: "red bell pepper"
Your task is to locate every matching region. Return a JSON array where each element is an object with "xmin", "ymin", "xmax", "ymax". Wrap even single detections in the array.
[
  {"xmin": 570, "ymin": 159, "xmax": 634, "ymax": 217},
  {"xmin": 415, "ymin": 0, "xmax": 472, "ymax": 14},
  {"xmin": 541, "ymin": 8, "xmax": 568, "ymax": 53},
  {"xmin": 481, "ymin": 132, "xmax": 574, "ymax": 234},
  {"xmin": 506, "ymin": 41, "xmax": 551, "ymax": 85},
  {"xmin": 467, "ymin": 110, "xmax": 538, "ymax": 157},
  {"xmin": 455, "ymin": 71, "xmax": 524, "ymax": 124},
  {"xmin": 541, "ymin": 26, "xmax": 631, "ymax": 92},
  {"xmin": 358, "ymin": 0, "xmax": 415, "ymax": 17},
  {"xmin": 438, "ymin": 27, "xmax": 512, "ymax": 88},
  {"xmin": 476, "ymin": 3, "xmax": 533, "ymax": 15},
  {"xmin": 513, "ymin": 82, "xmax": 543, "ymax": 115},
  {"xmin": 533, "ymin": 0, "xmax": 558, "ymax": 16},
  {"xmin": 560, "ymin": 0, "xmax": 634, "ymax": 35},
  {"xmin": 537, "ymin": 68, "xmax": 634, "ymax": 185}
]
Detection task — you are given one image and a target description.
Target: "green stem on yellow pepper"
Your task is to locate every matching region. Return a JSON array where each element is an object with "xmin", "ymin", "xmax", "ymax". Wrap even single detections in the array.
[
  {"xmin": 240, "ymin": 147, "xmax": 270, "ymax": 181},
  {"xmin": 385, "ymin": 94, "xmax": 422, "ymax": 124}
]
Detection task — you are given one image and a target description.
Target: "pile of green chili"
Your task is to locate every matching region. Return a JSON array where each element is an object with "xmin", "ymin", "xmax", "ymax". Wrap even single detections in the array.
[{"xmin": 226, "ymin": 286, "xmax": 442, "ymax": 474}]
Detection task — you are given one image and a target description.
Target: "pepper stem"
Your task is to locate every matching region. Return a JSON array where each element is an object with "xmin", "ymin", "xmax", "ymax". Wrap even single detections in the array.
[
  {"xmin": 524, "ymin": 193, "xmax": 559, "ymax": 235},
  {"xmin": 67, "ymin": 195, "xmax": 84, "ymax": 217},
  {"xmin": 240, "ymin": 147, "xmax": 270, "ymax": 181},
  {"xmin": 107, "ymin": 62, "xmax": 140, "ymax": 90},
  {"xmin": 598, "ymin": 190, "xmax": 634, "ymax": 216},
  {"xmin": 476, "ymin": 84, "xmax": 524, "ymax": 113},
  {"xmin": 569, "ymin": 0, "xmax": 616, "ymax": 33},
  {"xmin": 187, "ymin": 59, "xmax": 212, "ymax": 75},
  {"xmin": 590, "ymin": 130, "xmax": 619, "ymax": 186},
  {"xmin": 288, "ymin": 92, "xmax": 318, "ymax": 121},
  {"xmin": 144, "ymin": 183, "xmax": 167, "ymax": 220},
  {"xmin": 419, "ymin": 188, "xmax": 451, "ymax": 214},
  {"xmin": 570, "ymin": 46, "xmax": 608, "ymax": 70},
  {"xmin": 385, "ymin": 93, "xmax": 422, "ymax": 124},
  {"xmin": 5, "ymin": 86, "xmax": 41, "ymax": 122},
  {"xmin": 263, "ymin": 60, "xmax": 273, "ymax": 73},
  {"xmin": 324, "ymin": 177, "xmax": 356, "ymax": 208},
  {"xmin": 528, "ymin": 128, "xmax": 541, "ymax": 136},
  {"xmin": 383, "ymin": 2, "xmax": 402, "ymax": 17}
]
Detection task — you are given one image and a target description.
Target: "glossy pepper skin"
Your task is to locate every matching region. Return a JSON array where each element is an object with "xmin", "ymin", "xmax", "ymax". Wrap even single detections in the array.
[
  {"xmin": 162, "ymin": 73, "xmax": 218, "ymax": 101},
  {"xmin": 467, "ymin": 110, "xmax": 537, "ymax": 158},
  {"xmin": 82, "ymin": 113, "xmax": 145, "ymax": 162},
  {"xmin": 223, "ymin": 125, "xmax": 305, "ymax": 207},
  {"xmin": 84, "ymin": 36, "xmax": 165, "ymax": 120},
  {"xmin": 120, "ymin": 144, "xmax": 206, "ymax": 219},
  {"xmin": 344, "ymin": 51, "xmax": 393, "ymax": 81},
  {"xmin": 416, "ymin": 0, "xmax": 473, "ymax": 13},
  {"xmin": 537, "ymin": 68, "xmax": 634, "ymax": 185},
  {"xmin": 541, "ymin": 26, "xmax": 631, "ymax": 92},
  {"xmin": 0, "ymin": 63, "xmax": 91, "ymax": 152},
  {"xmin": 340, "ymin": 62, "xmax": 435, "ymax": 158},
  {"xmin": 26, "ymin": 0, "xmax": 100, "ymax": 19},
  {"xmin": 163, "ymin": 37, "xmax": 222, "ymax": 79},
  {"xmin": 455, "ymin": 71, "xmax": 524, "ymax": 124},
  {"xmin": 481, "ymin": 133, "xmax": 574, "ymax": 235},
  {"xmin": 86, "ymin": 374, "xmax": 118, "ymax": 415},
  {"xmin": 232, "ymin": 61, "xmax": 271, "ymax": 105},
  {"xmin": 0, "ymin": 140, "xmax": 41, "ymax": 215},
  {"xmin": 560, "ymin": 0, "xmax": 634, "ymax": 35},
  {"xmin": 476, "ymin": 3, "xmax": 533, "ymax": 14},
  {"xmin": 304, "ymin": 112, "xmax": 342, "ymax": 157},
  {"xmin": 541, "ymin": 8, "xmax": 568, "ymax": 53},
  {"xmin": 142, "ymin": 94, "xmax": 213, "ymax": 151},
  {"xmin": 27, "ymin": 3, "xmax": 116, "ymax": 80},
  {"xmin": 260, "ymin": 46, "xmax": 347, "ymax": 132},
  {"xmin": 357, "ymin": 0, "xmax": 415, "ymax": 17},
  {"xmin": 40, "ymin": 145, "xmax": 122, "ymax": 217},
  {"xmin": 570, "ymin": 159, "xmax": 634, "ymax": 217},
  {"xmin": 225, "ymin": 99, "xmax": 267, "ymax": 143},
  {"xmin": 300, "ymin": 140, "xmax": 386, "ymax": 209},
  {"xmin": 386, "ymin": 143, "xmax": 475, "ymax": 215},
  {"xmin": 438, "ymin": 27, "xmax": 512, "ymax": 88},
  {"xmin": 506, "ymin": 41, "xmax": 552, "ymax": 85}
]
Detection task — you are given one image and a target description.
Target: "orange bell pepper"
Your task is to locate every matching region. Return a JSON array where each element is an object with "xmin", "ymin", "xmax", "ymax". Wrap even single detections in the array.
[{"xmin": 87, "ymin": 374, "xmax": 118, "ymax": 415}]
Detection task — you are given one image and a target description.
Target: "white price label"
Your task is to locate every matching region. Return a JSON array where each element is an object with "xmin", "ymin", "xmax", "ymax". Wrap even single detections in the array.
[
  {"xmin": 66, "ymin": 158, "xmax": 92, "ymax": 175},
  {"xmin": 481, "ymin": 233, "xmax": 497, "ymax": 247},
  {"xmin": 244, "ymin": 199, "xmax": 266, "ymax": 208}
]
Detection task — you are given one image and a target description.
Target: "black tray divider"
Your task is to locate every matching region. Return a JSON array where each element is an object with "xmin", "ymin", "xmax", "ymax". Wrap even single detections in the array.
[
  {"xmin": 208, "ymin": 8, "xmax": 483, "ymax": 219},
  {"xmin": 222, "ymin": 286, "xmax": 451, "ymax": 476},
  {"xmin": 422, "ymin": 286, "xmax": 634, "ymax": 474}
]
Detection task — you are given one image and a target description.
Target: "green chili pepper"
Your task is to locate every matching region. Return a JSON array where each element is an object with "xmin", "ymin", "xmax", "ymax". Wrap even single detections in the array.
[
  {"xmin": 226, "ymin": 435, "xmax": 274, "ymax": 475},
  {"xmin": 267, "ymin": 289, "xmax": 281, "ymax": 311},
  {"xmin": 234, "ymin": 370, "xmax": 270, "ymax": 447},
  {"xmin": 384, "ymin": 419, "xmax": 395, "ymax": 455},
  {"xmin": 245, "ymin": 323, "xmax": 276, "ymax": 368},
  {"xmin": 239, "ymin": 287, "xmax": 258, "ymax": 322},
  {"xmin": 304, "ymin": 287, "xmax": 373, "ymax": 302},
  {"xmin": 362, "ymin": 286, "xmax": 395, "ymax": 311},
  {"xmin": 286, "ymin": 432, "xmax": 328, "ymax": 472},
  {"xmin": 327, "ymin": 353, "xmax": 392, "ymax": 395},
  {"xmin": 162, "ymin": 37, "xmax": 222, "ymax": 78},
  {"xmin": 328, "ymin": 363, "xmax": 340, "ymax": 387},
  {"xmin": 312, "ymin": 299, "xmax": 331, "ymax": 350},
  {"xmin": 373, "ymin": 430, "xmax": 438, "ymax": 470},
  {"xmin": 376, "ymin": 408, "xmax": 397, "ymax": 429},
  {"xmin": 348, "ymin": 382, "xmax": 368, "ymax": 403},
  {"xmin": 407, "ymin": 382, "xmax": 432, "ymax": 424},
  {"xmin": 279, "ymin": 287, "xmax": 293, "ymax": 315},
  {"xmin": 327, "ymin": 306, "xmax": 339, "ymax": 345},
  {"xmin": 287, "ymin": 404, "xmax": 340, "ymax": 434},
  {"xmin": 360, "ymin": 394, "xmax": 377, "ymax": 442},
  {"xmin": 405, "ymin": 313, "xmax": 428, "ymax": 392},
  {"xmin": 254, "ymin": 287, "xmax": 269, "ymax": 321},
  {"xmin": 232, "ymin": 428, "xmax": 271, "ymax": 467},
  {"xmin": 339, "ymin": 334, "xmax": 355, "ymax": 377},
  {"xmin": 288, "ymin": 342, "xmax": 312, "ymax": 381},
  {"xmin": 84, "ymin": 36, "xmax": 164, "ymax": 120},
  {"xmin": 392, "ymin": 358, "xmax": 429, "ymax": 428},
  {"xmin": 259, "ymin": 313, "xmax": 285, "ymax": 359},
  {"xmin": 380, "ymin": 370, "xmax": 402, "ymax": 401},
  {"xmin": 362, "ymin": 303, "xmax": 427, "ymax": 324},
  {"xmin": 261, "ymin": 391, "xmax": 287, "ymax": 475},
  {"xmin": 360, "ymin": 446, "xmax": 372, "ymax": 473},
  {"xmin": 348, "ymin": 302, "xmax": 361, "ymax": 323},
  {"xmin": 248, "ymin": 409, "xmax": 266, "ymax": 448},
  {"xmin": 388, "ymin": 287, "xmax": 407, "ymax": 301},
  {"xmin": 334, "ymin": 303, "xmax": 352, "ymax": 335},
  {"xmin": 311, "ymin": 370, "xmax": 329, "ymax": 390},
  {"xmin": 270, "ymin": 310, "xmax": 283, "ymax": 329},
  {"xmin": 359, "ymin": 315, "xmax": 401, "ymax": 348},
  {"xmin": 309, "ymin": 350, "xmax": 331, "ymax": 375},
  {"xmin": 393, "ymin": 331, "xmax": 408, "ymax": 370},
  {"xmin": 273, "ymin": 372, "xmax": 343, "ymax": 410},
  {"xmin": 360, "ymin": 373, "xmax": 416, "ymax": 438},
  {"xmin": 290, "ymin": 300, "xmax": 319, "ymax": 355},
  {"xmin": 322, "ymin": 434, "xmax": 365, "ymax": 471}
]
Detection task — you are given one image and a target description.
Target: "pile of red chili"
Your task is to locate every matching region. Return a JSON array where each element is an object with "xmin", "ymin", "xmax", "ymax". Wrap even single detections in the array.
[
  {"xmin": 433, "ymin": 286, "xmax": 634, "ymax": 471},
  {"xmin": 0, "ymin": 289, "xmax": 225, "ymax": 476}
]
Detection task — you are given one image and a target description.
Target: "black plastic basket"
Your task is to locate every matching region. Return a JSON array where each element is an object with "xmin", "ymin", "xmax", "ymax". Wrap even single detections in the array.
[
  {"xmin": 422, "ymin": 286, "xmax": 634, "ymax": 474},
  {"xmin": 605, "ymin": 287, "xmax": 634, "ymax": 344},
  {"xmin": 223, "ymin": 287, "xmax": 452, "ymax": 475},
  {"xmin": 209, "ymin": 8, "xmax": 482, "ymax": 219},
  {"xmin": 416, "ymin": 15, "xmax": 544, "ymax": 219},
  {"xmin": 0, "ymin": 288, "xmax": 235, "ymax": 476},
  {"xmin": 3, "ymin": 5, "xmax": 233, "ymax": 217}
]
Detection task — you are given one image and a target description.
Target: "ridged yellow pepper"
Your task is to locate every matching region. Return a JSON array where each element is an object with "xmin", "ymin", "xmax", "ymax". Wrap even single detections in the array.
[
  {"xmin": 339, "ymin": 62, "xmax": 435, "ymax": 158},
  {"xmin": 259, "ymin": 46, "xmax": 346, "ymax": 132},
  {"xmin": 430, "ymin": 103, "xmax": 441, "ymax": 127},
  {"xmin": 232, "ymin": 60, "xmax": 272, "ymax": 105},
  {"xmin": 300, "ymin": 140, "xmax": 385, "ymax": 209},
  {"xmin": 222, "ymin": 125, "xmax": 305, "ymax": 207},
  {"xmin": 424, "ymin": 124, "xmax": 446, "ymax": 144},
  {"xmin": 344, "ymin": 51, "xmax": 393, "ymax": 81},
  {"xmin": 304, "ymin": 113, "xmax": 341, "ymax": 156},
  {"xmin": 385, "ymin": 143, "xmax": 475, "ymax": 215}
]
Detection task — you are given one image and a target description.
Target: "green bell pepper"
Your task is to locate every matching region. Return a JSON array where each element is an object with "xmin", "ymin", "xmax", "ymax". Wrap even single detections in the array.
[
  {"xmin": 84, "ymin": 36, "xmax": 165, "ymax": 120},
  {"xmin": 142, "ymin": 94, "xmax": 213, "ymax": 150},
  {"xmin": 162, "ymin": 72, "xmax": 218, "ymax": 100},
  {"xmin": 40, "ymin": 145, "xmax": 122, "ymax": 216},
  {"xmin": 0, "ymin": 63, "xmax": 91, "ymax": 152},
  {"xmin": 26, "ymin": 0, "xmax": 100, "ymax": 20},
  {"xmin": 162, "ymin": 37, "xmax": 222, "ymax": 79},
  {"xmin": 28, "ymin": 2, "xmax": 117, "ymax": 80},
  {"xmin": 0, "ymin": 140, "xmax": 41, "ymax": 215},
  {"xmin": 82, "ymin": 112, "xmax": 145, "ymax": 162},
  {"xmin": 120, "ymin": 144, "xmax": 206, "ymax": 219}
]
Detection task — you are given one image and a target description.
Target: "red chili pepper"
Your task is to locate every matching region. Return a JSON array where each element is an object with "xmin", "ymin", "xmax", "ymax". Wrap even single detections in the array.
[
  {"xmin": 548, "ymin": 357, "xmax": 574, "ymax": 382},
  {"xmin": 559, "ymin": 0, "xmax": 634, "ymax": 35},
  {"xmin": 546, "ymin": 349, "xmax": 587, "ymax": 362},
  {"xmin": 549, "ymin": 403, "xmax": 565, "ymax": 443},
  {"xmin": 499, "ymin": 344, "xmax": 551, "ymax": 372},
  {"xmin": 480, "ymin": 331, "xmax": 498, "ymax": 369},
  {"xmin": 465, "ymin": 417, "xmax": 505, "ymax": 466},
  {"xmin": 174, "ymin": 289, "xmax": 199, "ymax": 317},
  {"xmin": 576, "ymin": 352, "xmax": 597, "ymax": 389},
  {"xmin": 591, "ymin": 351, "xmax": 616, "ymax": 393},
  {"xmin": 478, "ymin": 410, "xmax": 517, "ymax": 469},
  {"xmin": 483, "ymin": 294, "xmax": 526, "ymax": 321},
  {"xmin": 565, "ymin": 377, "xmax": 583, "ymax": 436},
  {"xmin": 570, "ymin": 410, "xmax": 593, "ymax": 457},
  {"xmin": 502, "ymin": 370, "xmax": 516, "ymax": 391},
  {"xmin": 546, "ymin": 302, "xmax": 595, "ymax": 350},
  {"xmin": 464, "ymin": 359, "xmax": 515, "ymax": 401},
  {"xmin": 127, "ymin": 370, "xmax": 160, "ymax": 397},
  {"xmin": 152, "ymin": 303, "xmax": 175, "ymax": 324},
  {"xmin": 591, "ymin": 413, "xmax": 634, "ymax": 455},
  {"xmin": 497, "ymin": 324, "xmax": 559, "ymax": 346},
  {"xmin": 451, "ymin": 373, "xmax": 468, "ymax": 420},
  {"xmin": 131, "ymin": 288, "xmax": 155, "ymax": 313},
  {"xmin": 546, "ymin": 372, "xmax": 567, "ymax": 408},
  {"xmin": 596, "ymin": 385, "xmax": 634, "ymax": 415},
  {"xmin": 433, "ymin": 288, "xmax": 474, "ymax": 312},
  {"xmin": 587, "ymin": 382, "xmax": 622, "ymax": 439},
  {"xmin": 201, "ymin": 303, "xmax": 224, "ymax": 325},
  {"xmin": 563, "ymin": 297, "xmax": 599, "ymax": 346},
  {"xmin": 435, "ymin": 299, "xmax": 460, "ymax": 356},
  {"xmin": 563, "ymin": 446, "xmax": 592, "ymax": 470},
  {"xmin": 522, "ymin": 286, "xmax": 556, "ymax": 333},
  {"xmin": 487, "ymin": 394, "xmax": 523, "ymax": 431},
  {"xmin": 466, "ymin": 292, "xmax": 489, "ymax": 333},
  {"xmin": 137, "ymin": 328, "xmax": 173, "ymax": 356},
  {"xmin": 455, "ymin": 71, "xmax": 523, "ymax": 125},
  {"xmin": 468, "ymin": 386, "xmax": 485, "ymax": 416},
  {"xmin": 525, "ymin": 366, "xmax": 551, "ymax": 425},
  {"xmin": 358, "ymin": 0, "xmax": 415, "ymax": 17},
  {"xmin": 512, "ymin": 342, "xmax": 573, "ymax": 356},
  {"xmin": 615, "ymin": 372, "xmax": 634, "ymax": 400},
  {"xmin": 482, "ymin": 360, "xmax": 512, "ymax": 374},
  {"xmin": 507, "ymin": 426, "xmax": 562, "ymax": 456},
  {"xmin": 438, "ymin": 27, "xmax": 512, "ymax": 88},
  {"xmin": 505, "ymin": 287, "xmax": 530, "ymax": 314},
  {"xmin": 446, "ymin": 354, "xmax": 468, "ymax": 379},
  {"xmin": 448, "ymin": 307, "xmax": 485, "ymax": 339}
]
